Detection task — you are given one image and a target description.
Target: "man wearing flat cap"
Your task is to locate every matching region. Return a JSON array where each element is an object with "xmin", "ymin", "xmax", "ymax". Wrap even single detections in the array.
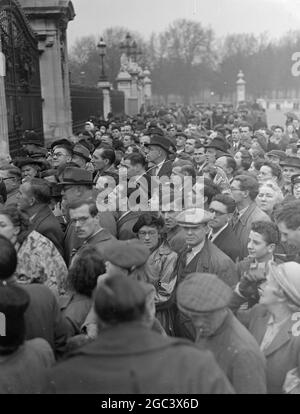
[
  {"xmin": 176, "ymin": 207, "xmax": 238, "ymax": 289},
  {"xmin": 145, "ymin": 135, "xmax": 174, "ymax": 178},
  {"xmin": 176, "ymin": 272, "xmax": 267, "ymax": 394}
]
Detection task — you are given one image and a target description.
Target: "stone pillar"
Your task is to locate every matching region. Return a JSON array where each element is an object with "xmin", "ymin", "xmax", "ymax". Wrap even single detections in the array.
[
  {"xmin": 22, "ymin": 0, "xmax": 75, "ymax": 146},
  {"xmin": 0, "ymin": 38, "xmax": 9, "ymax": 156},
  {"xmin": 98, "ymin": 81, "xmax": 111, "ymax": 120},
  {"xmin": 236, "ymin": 70, "xmax": 246, "ymax": 103},
  {"xmin": 116, "ymin": 69, "xmax": 132, "ymax": 115}
]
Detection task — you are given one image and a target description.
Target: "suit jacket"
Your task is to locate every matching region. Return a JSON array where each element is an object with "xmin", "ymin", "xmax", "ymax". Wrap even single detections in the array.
[
  {"xmin": 196, "ymin": 311, "xmax": 266, "ymax": 394},
  {"xmin": 64, "ymin": 211, "xmax": 117, "ymax": 266},
  {"xmin": 147, "ymin": 159, "xmax": 173, "ymax": 178},
  {"xmin": 230, "ymin": 202, "xmax": 271, "ymax": 259},
  {"xmin": 46, "ymin": 322, "xmax": 234, "ymax": 394},
  {"xmin": 238, "ymin": 304, "xmax": 300, "ymax": 394},
  {"xmin": 212, "ymin": 224, "xmax": 241, "ymax": 262},
  {"xmin": 70, "ymin": 228, "xmax": 116, "ymax": 267},
  {"xmin": 30, "ymin": 204, "xmax": 64, "ymax": 258},
  {"xmin": 177, "ymin": 239, "xmax": 238, "ymax": 288},
  {"xmin": 117, "ymin": 211, "xmax": 143, "ymax": 240}
]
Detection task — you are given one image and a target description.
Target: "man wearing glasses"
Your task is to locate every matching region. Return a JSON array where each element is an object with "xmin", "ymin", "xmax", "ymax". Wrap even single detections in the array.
[{"xmin": 68, "ymin": 199, "xmax": 115, "ymax": 267}]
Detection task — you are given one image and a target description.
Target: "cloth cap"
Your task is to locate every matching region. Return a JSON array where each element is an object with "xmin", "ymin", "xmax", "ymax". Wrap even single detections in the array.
[
  {"xmin": 176, "ymin": 208, "xmax": 213, "ymax": 227},
  {"xmin": 22, "ymin": 131, "xmax": 42, "ymax": 146},
  {"xmin": 50, "ymin": 139, "xmax": 73, "ymax": 151},
  {"xmin": 99, "ymin": 239, "xmax": 150, "ymax": 269},
  {"xmin": 266, "ymin": 150, "xmax": 286, "ymax": 161},
  {"xmin": 58, "ymin": 167, "xmax": 93, "ymax": 186},
  {"xmin": 72, "ymin": 144, "xmax": 91, "ymax": 161},
  {"xmin": 177, "ymin": 272, "xmax": 233, "ymax": 314},
  {"xmin": 280, "ymin": 156, "xmax": 300, "ymax": 169},
  {"xmin": 269, "ymin": 262, "xmax": 300, "ymax": 307}
]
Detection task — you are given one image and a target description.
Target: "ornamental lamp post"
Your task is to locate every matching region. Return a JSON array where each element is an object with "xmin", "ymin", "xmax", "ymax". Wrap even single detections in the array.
[{"xmin": 97, "ymin": 37, "xmax": 107, "ymax": 81}]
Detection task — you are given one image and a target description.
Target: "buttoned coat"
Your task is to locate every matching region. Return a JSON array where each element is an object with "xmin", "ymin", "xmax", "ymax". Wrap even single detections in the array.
[
  {"xmin": 46, "ymin": 322, "xmax": 234, "ymax": 394},
  {"xmin": 238, "ymin": 304, "xmax": 300, "ymax": 394},
  {"xmin": 230, "ymin": 202, "xmax": 271, "ymax": 259}
]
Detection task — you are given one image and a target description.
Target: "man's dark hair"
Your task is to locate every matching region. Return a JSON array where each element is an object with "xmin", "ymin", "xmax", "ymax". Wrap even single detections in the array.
[
  {"xmin": 97, "ymin": 148, "xmax": 116, "ymax": 166},
  {"xmin": 68, "ymin": 198, "xmax": 98, "ymax": 218},
  {"xmin": 28, "ymin": 178, "xmax": 51, "ymax": 204},
  {"xmin": 233, "ymin": 175, "xmax": 259, "ymax": 201},
  {"xmin": 0, "ymin": 235, "xmax": 17, "ymax": 279},
  {"xmin": 274, "ymin": 200, "xmax": 300, "ymax": 230},
  {"xmin": 204, "ymin": 178, "xmax": 221, "ymax": 205},
  {"xmin": 251, "ymin": 221, "xmax": 280, "ymax": 245},
  {"xmin": 211, "ymin": 194, "xmax": 236, "ymax": 214},
  {"xmin": 224, "ymin": 156, "xmax": 237, "ymax": 173},
  {"xmin": 124, "ymin": 153, "xmax": 146, "ymax": 168}
]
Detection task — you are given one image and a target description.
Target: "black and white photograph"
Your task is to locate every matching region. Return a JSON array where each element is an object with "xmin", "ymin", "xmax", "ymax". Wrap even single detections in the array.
[{"xmin": 1, "ymin": 0, "xmax": 300, "ymax": 397}]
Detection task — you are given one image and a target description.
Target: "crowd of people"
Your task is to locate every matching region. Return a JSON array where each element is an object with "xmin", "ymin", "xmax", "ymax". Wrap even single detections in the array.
[{"xmin": 1, "ymin": 101, "xmax": 300, "ymax": 394}]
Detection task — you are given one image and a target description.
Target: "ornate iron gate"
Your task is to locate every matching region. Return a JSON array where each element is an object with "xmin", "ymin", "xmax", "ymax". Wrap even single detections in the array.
[{"xmin": 0, "ymin": 0, "xmax": 43, "ymax": 155}]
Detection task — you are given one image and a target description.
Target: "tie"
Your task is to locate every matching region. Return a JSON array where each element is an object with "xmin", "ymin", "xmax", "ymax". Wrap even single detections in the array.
[{"xmin": 231, "ymin": 210, "xmax": 240, "ymax": 228}]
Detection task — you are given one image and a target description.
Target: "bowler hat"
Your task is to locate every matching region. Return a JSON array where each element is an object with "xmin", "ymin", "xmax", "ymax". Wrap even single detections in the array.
[
  {"xmin": 14, "ymin": 157, "xmax": 48, "ymax": 170},
  {"xmin": 147, "ymin": 135, "xmax": 175, "ymax": 154},
  {"xmin": 176, "ymin": 208, "xmax": 213, "ymax": 228},
  {"xmin": 58, "ymin": 167, "xmax": 93, "ymax": 186},
  {"xmin": 176, "ymin": 272, "xmax": 233, "ymax": 314},
  {"xmin": 50, "ymin": 139, "xmax": 73, "ymax": 151},
  {"xmin": 22, "ymin": 130, "xmax": 42, "ymax": 146},
  {"xmin": 280, "ymin": 156, "xmax": 300, "ymax": 169},
  {"xmin": 205, "ymin": 137, "xmax": 229, "ymax": 153}
]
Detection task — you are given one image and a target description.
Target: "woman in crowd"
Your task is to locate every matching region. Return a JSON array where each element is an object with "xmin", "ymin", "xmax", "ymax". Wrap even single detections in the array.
[
  {"xmin": 60, "ymin": 246, "xmax": 106, "ymax": 337},
  {"xmin": 234, "ymin": 149, "xmax": 252, "ymax": 174},
  {"xmin": 132, "ymin": 213, "xmax": 178, "ymax": 335},
  {"xmin": 0, "ymin": 205, "xmax": 67, "ymax": 295},
  {"xmin": 256, "ymin": 181, "xmax": 284, "ymax": 217},
  {"xmin": 238, "ymin": 262, "xmax": 300, "ymax": 394}
]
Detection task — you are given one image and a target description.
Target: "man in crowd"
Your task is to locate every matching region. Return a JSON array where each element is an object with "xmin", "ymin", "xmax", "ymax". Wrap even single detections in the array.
[
  {"xmin": 0, "ymin": 166, "xmax": 22, "ymax": 206},
  {"xmin": 208, "ymin": 194, "xmax": 241, "ymax": 261},
  {"xmin": 92, "ymin": 147, "xmax": 119, "ymax": 190},
  {"xmin": 230, "ymin": 175, "xmax": 270, "ymax": 259},
  {"xmin": 17, "ymin": 178, "xmax": 64, "ymax": 257},
  {"xmin": 280, "ymin": 156, "xmax": 300, "ymax": 196},
  {"xmin": 176, "ymin": 272, "xmax": 267, "ymax": 394},
  {"xmin": 72, "ymin": 144, "xmax": 91, "ymax": 169},
  {"xmin": 145, "ymin": 135, "xmax": 174, "ymax": 178}
]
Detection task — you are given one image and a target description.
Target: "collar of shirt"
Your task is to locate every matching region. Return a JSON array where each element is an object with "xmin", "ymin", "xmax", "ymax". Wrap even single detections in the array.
[
  {"xmin": 238, "ymin": 205, "xmax": 249, "ymax": 218},
  {"xmin": 154, "ymin": 158, "xmax": 167, "ymax": 176},
  {"xmin": 208, "ymin": 223, "xmax": 228, "ymax": 242}
]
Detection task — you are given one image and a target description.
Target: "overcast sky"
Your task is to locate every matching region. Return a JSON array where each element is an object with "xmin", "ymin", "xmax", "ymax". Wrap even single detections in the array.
[{"xmin": 68, "ymin": 0, "xmax": 300, "ymax": 47}]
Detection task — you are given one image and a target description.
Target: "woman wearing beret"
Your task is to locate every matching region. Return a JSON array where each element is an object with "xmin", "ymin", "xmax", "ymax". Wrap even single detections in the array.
[
  {"xmin": 238, "ymin": 262, "xmax": 300, "ymax": 393},
  {"xmin": 0, "ymin": 205, "xmax": 67, "ymax": 296},
  {"xmin": 132, "ymin": 213, "xmax": 178, "ymax": 336}
]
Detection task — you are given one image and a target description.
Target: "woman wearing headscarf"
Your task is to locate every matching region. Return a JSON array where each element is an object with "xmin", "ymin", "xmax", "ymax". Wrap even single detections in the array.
[
  {"xmin": 238, "ymin": 262, "xmax": 300, "ymax": 393},
  {"xmin": 0, "ymin": 205, "xmax": 67, "ymax": 295},
  {"xmin": 132, "ymin": 213, "xmax": 178, "ymax": 335}
]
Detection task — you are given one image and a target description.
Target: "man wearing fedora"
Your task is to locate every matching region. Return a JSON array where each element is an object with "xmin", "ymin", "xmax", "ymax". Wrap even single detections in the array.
[
  {"xmin": 58, "ymin": 167, "xmax": 117, "ymax": 265},
  {"xmin": 145, "ymin": 135, "xmax": 174, "ymax": 178},
  {"xmin": 21, "ymin": 130, "xmax": 48, "ymax": 160}
]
